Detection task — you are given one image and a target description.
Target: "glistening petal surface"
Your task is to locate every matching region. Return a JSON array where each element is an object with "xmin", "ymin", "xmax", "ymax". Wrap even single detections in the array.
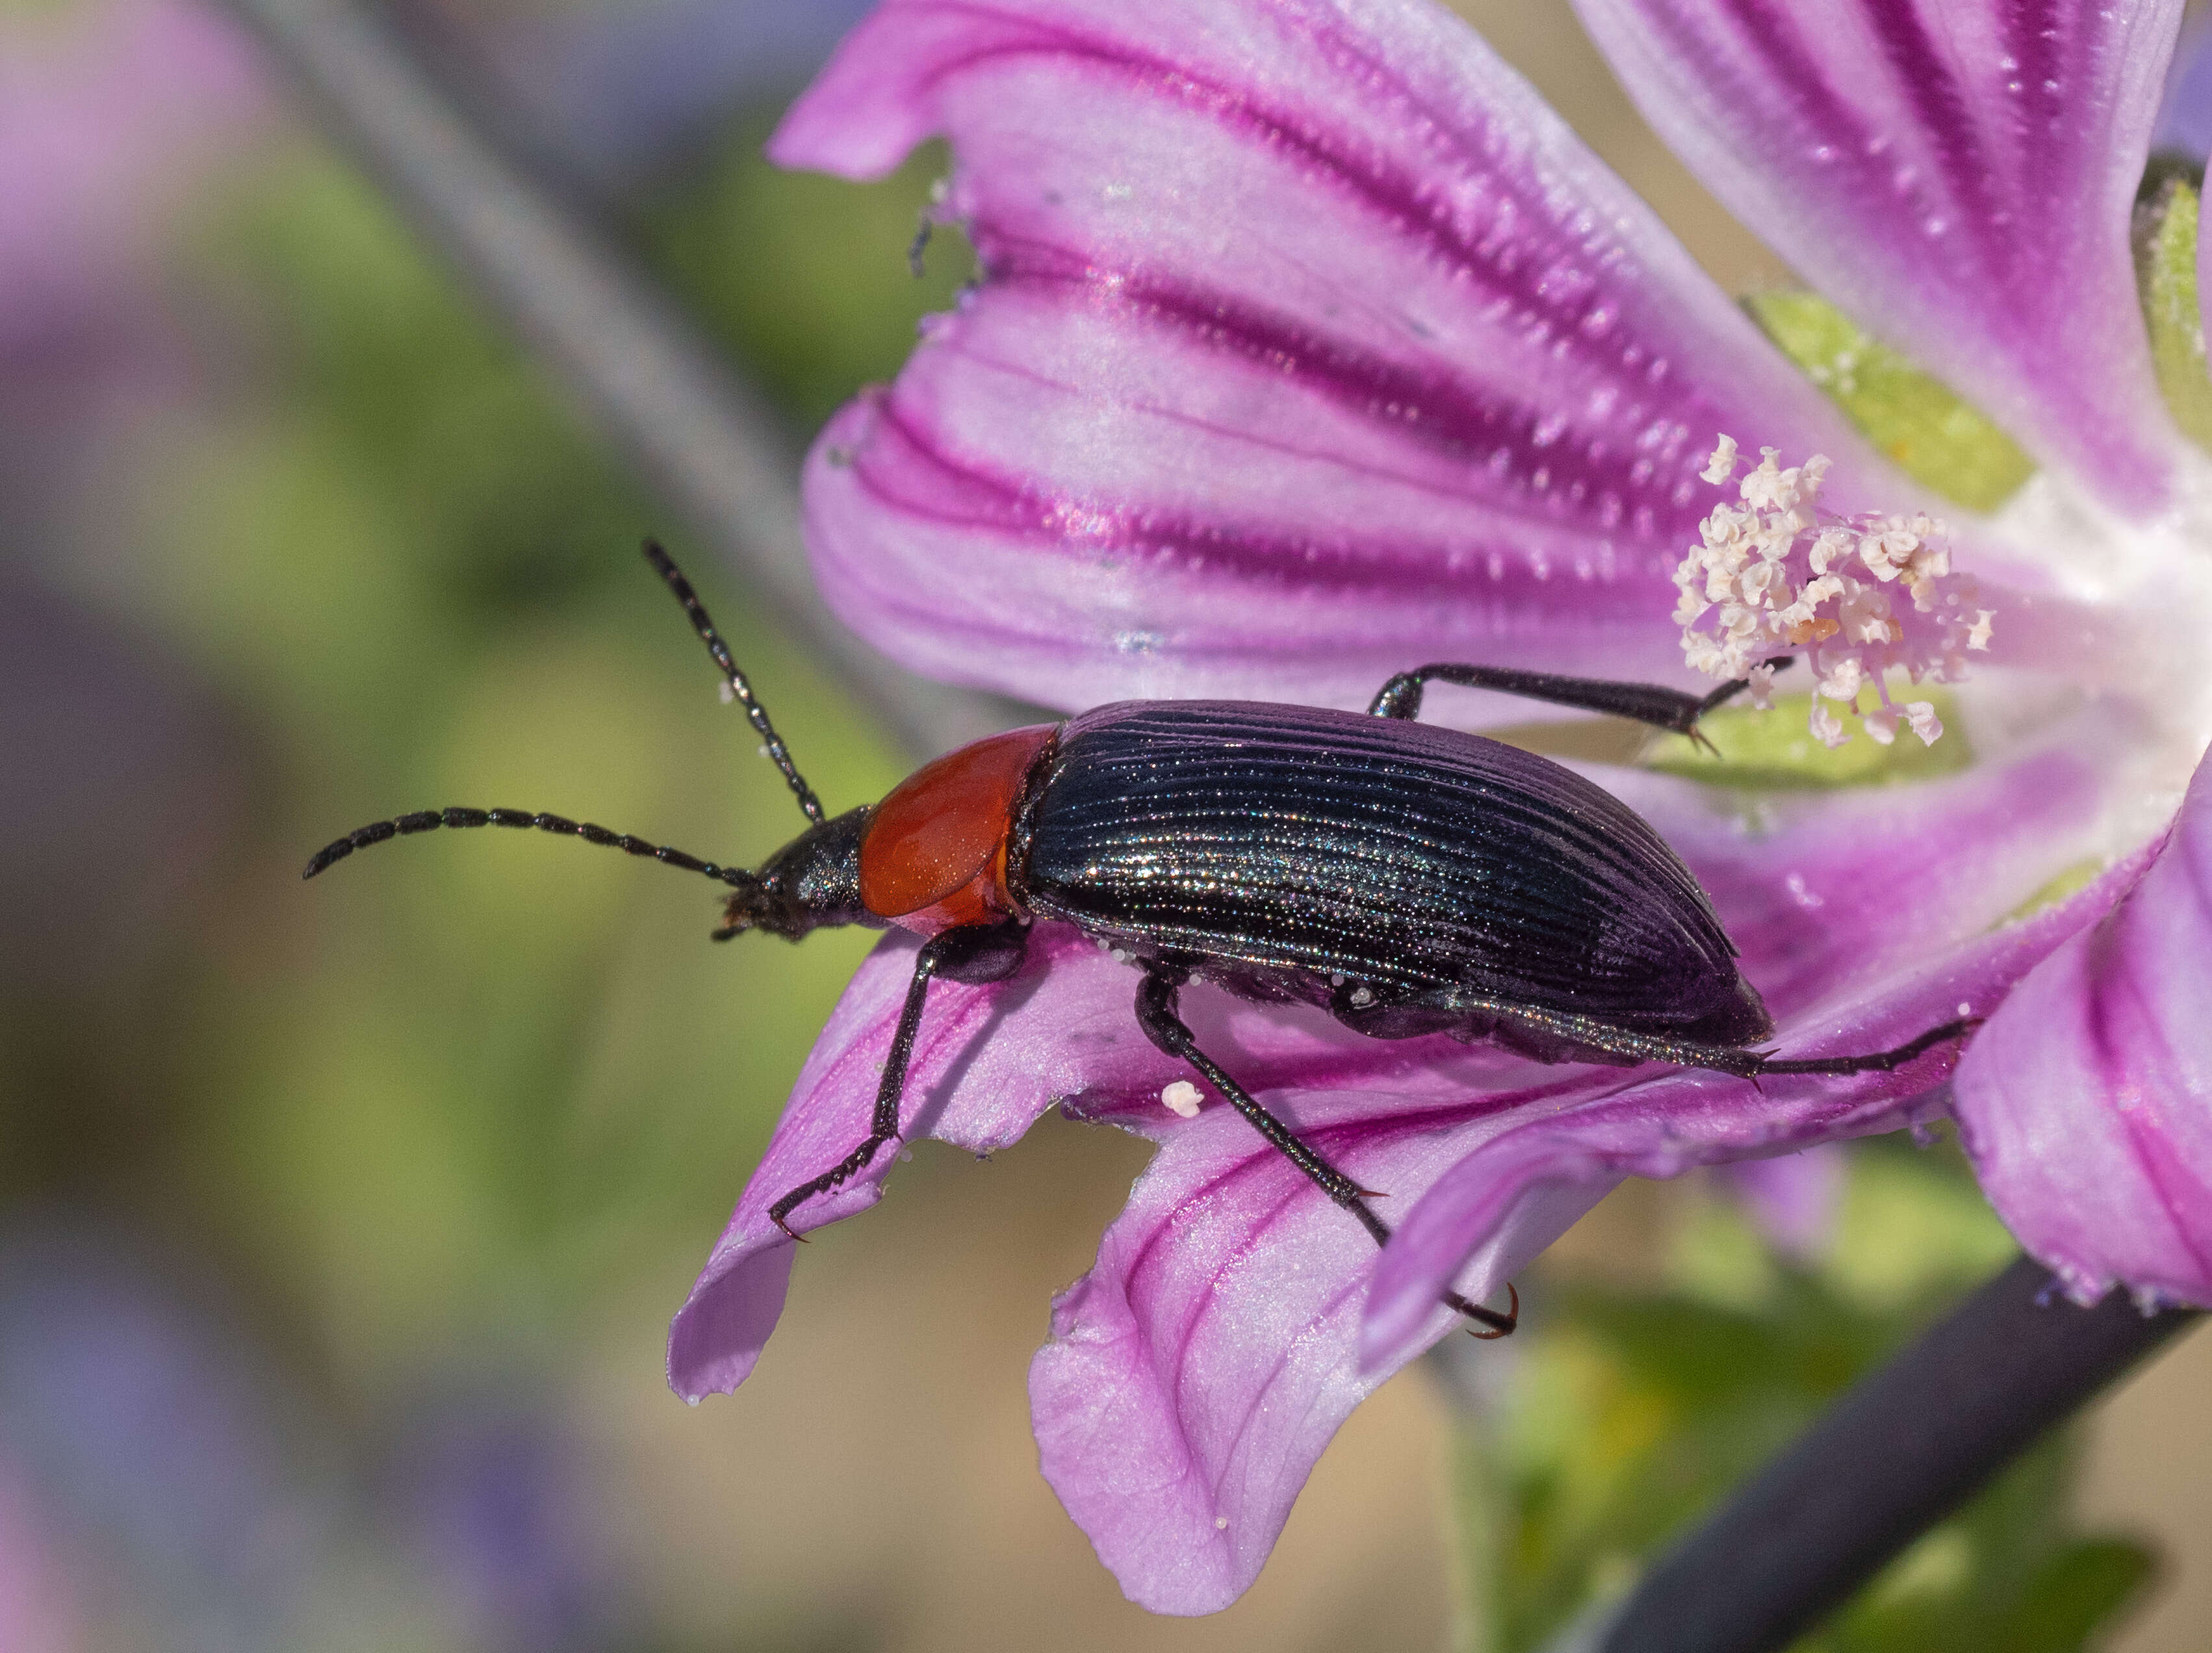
[
  {"xmin": 667, "ymin": 929, "xmax": 1167, "ymax": 1399},
  {"xmin": 1955, "ymin": 751, "xmax": 2212, "ymax": 1308},
  {"xmin": 772, "ymin": 0, "xmax": 1901, "ymax": 713},
  {"xmin": 1031, "ymin": 1073, "xmax": 1610, "ymax": 1615},
  {"xmin": 1604, "ymin": 726, "xmax": 2111, "ymax": 1021},
  {"xmin": 667, "ymin": 925, "xmax": 1569, "ymax": 1396},
  {"xmin": 1575, "ymin": 0, "xmax": 2183, "ymax": 511},
  {"xmin": 1363, "ymin": 841, "xmax": 2161, "ymax": 1366}
]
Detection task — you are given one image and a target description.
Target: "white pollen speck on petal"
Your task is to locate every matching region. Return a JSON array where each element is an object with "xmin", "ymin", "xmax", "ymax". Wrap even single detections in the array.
[
  {"xmin": 1162, "ymin": 1081, "xmax": 1203, "ymax": 1119},
  {"xmin": 1215, "ymin": 1515, "xmax": 1230, "ymax": 1530}
]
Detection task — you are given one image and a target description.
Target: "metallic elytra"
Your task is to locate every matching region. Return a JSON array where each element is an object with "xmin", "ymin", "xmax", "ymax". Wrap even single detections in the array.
[{"xmin": 1020, "ymin": 700, "xmax": 1772, "ymax": 1055}]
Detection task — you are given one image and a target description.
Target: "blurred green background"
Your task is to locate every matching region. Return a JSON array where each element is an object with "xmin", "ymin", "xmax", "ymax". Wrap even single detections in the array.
[{"xmin": 1, "ymin": 1, "xmax": 2206, "ymax": 1650}]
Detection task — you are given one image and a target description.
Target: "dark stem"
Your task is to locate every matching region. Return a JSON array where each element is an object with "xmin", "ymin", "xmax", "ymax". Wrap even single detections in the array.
[
  {"xmin": 213, "ymin": 0, "xmax": 1014, "ymax": 761},
  {"xmin": 1589, "ymin": 1255, "xmax": 2202, "ymax": 1653}
]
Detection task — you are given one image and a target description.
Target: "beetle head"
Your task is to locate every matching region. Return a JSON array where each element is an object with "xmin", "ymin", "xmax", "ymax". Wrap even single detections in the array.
[{"xmin": 715, "ymin": 807, "xmax": 877, "ymax": 942}]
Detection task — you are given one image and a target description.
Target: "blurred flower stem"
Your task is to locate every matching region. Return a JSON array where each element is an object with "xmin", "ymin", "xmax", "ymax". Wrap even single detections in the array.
[
  {"xmin": 213, "ymin": 0, "xmax": 1010, "ymax": 760},
  {"xmin": 1578, "ymin": 1257, "xmax": 2199, "ymax": 1653}
]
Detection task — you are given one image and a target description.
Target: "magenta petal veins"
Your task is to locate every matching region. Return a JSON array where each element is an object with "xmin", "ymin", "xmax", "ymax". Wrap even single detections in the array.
[
  {"xmin": 1361, "ymin": 843, "xmax": 2161, "ymax": 1368},
  {"xmin": 1031, "ymin": 1075, "xmax": 1610, "ymax": 1616},
  {"xmin": 771, "ymin": 0, "xmax": 1912, "ymax": 714},
  {"xmin": 669, "ymin": 925, "xmax": 1576, "ymax": 1398},
  {"xmin": 668, "ymin": 928, "xmax": 1168, "ymax": 1400},
  {"xmin": 681, "ymin": 0, "xmax": 2212, "ymax": 1619},
  {"xmin": 1575, "ymin": 0, "xmax": 2185, "ymax": 512},
  {"xmin": 1606, "ymin": 734, "xmax": 2109, "ymax": 1022},
  {"xmin": 1955, "ymin": 750, "xmax": 2212, "ymax": 1309}
]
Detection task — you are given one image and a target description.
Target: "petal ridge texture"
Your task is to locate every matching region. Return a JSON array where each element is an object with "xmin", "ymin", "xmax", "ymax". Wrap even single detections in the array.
[
  {"xmin": 773, "ymin": 0, "xmax": 1897, "ymax": 711},
  {"xmin": 1575, "ymin": 0, "xmax": 2185, "ymax": 509},
  {"xmin": 1956, "ymin": 751, "xmax": 2212, "ymax": 1308}
]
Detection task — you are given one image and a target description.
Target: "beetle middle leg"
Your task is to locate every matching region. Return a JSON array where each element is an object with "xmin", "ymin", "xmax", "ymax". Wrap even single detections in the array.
[
  {"xmin": 1135, "ymin": 962, "xmax": 1518, "ymax": 1338},
  {"xmin": 1368, "ymin": 659, "xmax": 1790, "ymax": 749},
  {"xmin": 768, "ymin": 919, "xmax": 1028, "ymax": 1240}
]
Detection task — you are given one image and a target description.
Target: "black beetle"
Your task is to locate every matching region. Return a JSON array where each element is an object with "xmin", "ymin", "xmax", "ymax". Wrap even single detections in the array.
[{"xmin": 308, "ymin": 543, "xmax": 1974, "ymax": 1337}]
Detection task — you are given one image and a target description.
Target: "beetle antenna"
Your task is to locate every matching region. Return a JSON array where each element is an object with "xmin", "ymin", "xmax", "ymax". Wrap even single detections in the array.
[
  {"xmin": 302, "ymin": 806, "xmax": 758, "ymax": 888},
  {"xmin": 641, "ymin": 540, "xmax": 827, "ymax": 826}
]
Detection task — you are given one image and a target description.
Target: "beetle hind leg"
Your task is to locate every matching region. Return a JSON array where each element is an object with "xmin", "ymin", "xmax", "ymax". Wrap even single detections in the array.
[
  {"xmin": 1133, "ymin": 963, "xmax": 1518, "ymax": 1339},
  {"xmin": 1758, "ymin": 1018, "xmax": 1981, "ymax": 1075},
  {"xmin": 1384, "ymin": 989, "xmax": 1976, "ymax": 1084}
]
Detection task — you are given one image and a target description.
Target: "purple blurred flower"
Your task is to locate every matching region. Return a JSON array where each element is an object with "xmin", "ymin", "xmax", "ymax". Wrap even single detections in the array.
[
  {"xmin": 1714, "ymin": 1146, "xmax": 1846, "ymax": 1262},
  {"xmin": 0, "ymin": 1455, "xmax": 84, "ymax": 1653},
  {"xmin": 0, "ymin": 0, "xmax": 255, "ymax": 511},
  {"xmin": 2152, "ymin": 16, "xmax": 2212, "ymax": 163},
  {"xmin": 0, "ymin": 1223, "xmax": 326, "ymax": 1653},
  {"xmin": 392, "ymin": 1392, "xmax": 636, "ymax": 1653},
  {"xmin": 669, "ymin": 0, "xmax": 2212, "ymax": 1612}
]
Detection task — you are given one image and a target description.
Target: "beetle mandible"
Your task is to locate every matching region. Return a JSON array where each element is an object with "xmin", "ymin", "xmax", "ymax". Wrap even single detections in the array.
[{"xmin": 307, "ymin": 542, "xmax": 1975, "ymax": 1338}]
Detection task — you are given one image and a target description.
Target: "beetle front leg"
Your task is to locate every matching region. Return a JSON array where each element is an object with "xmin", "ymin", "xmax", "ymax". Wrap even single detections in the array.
[
  {"xmin": 1134, "ymin": 963, "xmax": 1517, "ymax": 1338},
  {"xmin": 767, "ymin": 919, "xmax": 1028, "ymax": 1240},
  {"xmin": 1368, "ymin": 659, "xmax": 1791, "ymax": 747}
]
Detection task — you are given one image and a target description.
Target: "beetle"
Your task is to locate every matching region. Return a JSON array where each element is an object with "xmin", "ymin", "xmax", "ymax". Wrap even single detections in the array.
[{"xmin": 308, "ymin": 542, "xmax": 1974, "ymax": 1337}]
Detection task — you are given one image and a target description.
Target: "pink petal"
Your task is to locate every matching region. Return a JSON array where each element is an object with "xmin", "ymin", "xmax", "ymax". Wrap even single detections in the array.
[
  {"xmin": 667, "ymin": 928, "xmax": 1166, "ymax": 1400},
  {"xmin": 1030, "ymin": 1071, "xmax": 1611, "ymax": 1615},
  {"xmin": 1612, "ymin": 731, "xmax": 2111, "ymax": 1019},
  {"xmin": 1954, "ymin": 751, "xmax": 2212, "ymax": 1309},
  {"xmin": 668, "ymin": 925, "xmax": 1565, "ymax": 1397},
  {"xmin": 1362, "ymin": 841, "xmax": 2158, "ymax": 1368},
  {"xmin": 773, "ymin": 0, "xmax": 1904, "ymax": 713},
  {"xmin": 1575, "ymin": 0, "xmax": 2185, "ymax": 512}
]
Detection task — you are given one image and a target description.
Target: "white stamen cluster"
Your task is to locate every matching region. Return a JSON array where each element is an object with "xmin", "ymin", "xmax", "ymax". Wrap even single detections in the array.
[{"xmin": 1675, "ymin": 437, "xmax": 1994, "ymax": 750}]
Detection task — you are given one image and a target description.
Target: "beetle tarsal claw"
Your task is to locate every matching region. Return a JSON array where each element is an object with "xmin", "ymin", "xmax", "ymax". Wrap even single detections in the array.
[{"xmin": 1447, "ymin": 1281, "xmax": 1519, "ymax": 1339}]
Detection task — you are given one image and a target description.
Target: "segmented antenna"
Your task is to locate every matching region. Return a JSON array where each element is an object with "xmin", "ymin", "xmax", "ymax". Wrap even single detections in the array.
[
  {"xmin": 302, "ymin": 806, "xmax": 756, "ymax": 886},
  {"xmin": 641, "ymin": 540, "xmax": 826, "ymax": 826}
]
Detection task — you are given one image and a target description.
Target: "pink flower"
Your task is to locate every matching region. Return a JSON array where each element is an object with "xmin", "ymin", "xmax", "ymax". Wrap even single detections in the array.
[{"xmin": 669, "ymin": 0, "xmax": 2212, "ymax": 1613}]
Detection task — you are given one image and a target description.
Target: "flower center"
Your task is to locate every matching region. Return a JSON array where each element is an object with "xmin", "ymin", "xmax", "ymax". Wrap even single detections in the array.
[{"xmin": 1675, "ymin": 436, "xmax": 1992, "ymax": 749}]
